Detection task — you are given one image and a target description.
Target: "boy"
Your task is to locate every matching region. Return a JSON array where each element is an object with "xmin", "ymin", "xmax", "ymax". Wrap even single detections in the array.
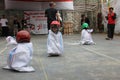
[
  {"xmin": 45, "ymin": 2, "xmax": 58, "ymax": 31},
  {"xmin": 80, "ymin": 23, "xmax": 95, "ymax": 45},
  {"xmin": 3, "ymin": 30, "xmax": 35, "ymax": 72},
  {"xmin": 47, "ymin": 21, "xmax": 63, "ymax": 56},
  {"xmin": 105, "ymin": 7, "xmax": 116, "ymax": 40}
]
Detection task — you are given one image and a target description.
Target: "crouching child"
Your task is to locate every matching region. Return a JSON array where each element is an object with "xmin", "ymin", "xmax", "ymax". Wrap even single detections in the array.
[
  {"xmin": 3, "ymin": 30, "xmax": 35, "ymax": 72},
  {"xmin": 80, "ymin": 23, "xmax": 95, "ymax": 45},
  {"xmin": 47, "ymin": 21, "xmax": 64, "ymax": 56}
]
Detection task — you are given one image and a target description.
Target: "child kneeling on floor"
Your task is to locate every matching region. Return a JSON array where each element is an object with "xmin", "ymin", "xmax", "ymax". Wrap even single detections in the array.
[
  {"xmin": 47, "ymin": 21, "xmax": 64, "ymax": 56},
  {"xmin": 3, "ymin": 30, "xmax": 35, "ymax": 72},
  {"xmin": 80, "ymin": 23, "xmax": 95, "ymax": 45}
]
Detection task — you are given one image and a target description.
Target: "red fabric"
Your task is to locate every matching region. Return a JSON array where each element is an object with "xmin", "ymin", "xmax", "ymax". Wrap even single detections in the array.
[
  {"xmin": 11, "ymin": 0, "xmax": 73, "ymax": 2},
  {"xmin": 108, "ymin": 13, "xmax": 115, "ymax": 24}
]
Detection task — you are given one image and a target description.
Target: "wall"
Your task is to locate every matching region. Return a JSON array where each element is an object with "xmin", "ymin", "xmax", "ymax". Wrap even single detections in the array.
[{"xmin": 0, "ymin": 0, "xmax": 101, "ymax": 35}]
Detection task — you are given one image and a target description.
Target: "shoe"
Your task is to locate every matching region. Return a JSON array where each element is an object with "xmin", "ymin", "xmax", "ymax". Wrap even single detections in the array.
[
  {"xmin": 105, "ymin": 38, "xmax": 110, "ymax": 40},
  {"xmin": 48, "ymin": 53, "xmax": 60, "ymax": 57}
]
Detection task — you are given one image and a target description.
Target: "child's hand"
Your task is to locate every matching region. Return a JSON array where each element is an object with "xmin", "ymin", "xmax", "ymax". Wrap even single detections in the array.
[
  {"xmin": 6, "ymin": 36, "xmax": 12, "ymax": 42},
  {"xmin": 87, "ymin": 29, "xmax": 93, "ymax": 33}
]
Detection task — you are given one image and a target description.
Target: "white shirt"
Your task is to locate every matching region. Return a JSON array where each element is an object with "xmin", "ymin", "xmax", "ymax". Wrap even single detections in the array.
[{"xmin": 0, "ymin": 18, "xmax": 8, "ymax": 27}]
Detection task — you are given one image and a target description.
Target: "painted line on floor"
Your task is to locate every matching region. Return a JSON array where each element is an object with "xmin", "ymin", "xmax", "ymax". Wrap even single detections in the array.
[
  {"xmin": 0, "ymin": 47, "xmax": 7, "ymax": 55},
  {"xmin": 82, "ymin": 46, "xmax": 120, "ymax": 64},
  {"xmin": 0, "ymin": 37, "xmax": 6, "ymax": 54},
  {"xmin": 33, "ymin": 41, "xmax": 49, "ymax": 80},
  {"xmin": 38, "ymin": 55, "xmax": 48, "ymax": 80},
  {"xmin": 34, "ymin": 56, "xmax": 49, "ymax": 80},
  {"xmin": 64, "ymin": 42, "xmax": 80, "ymax": 45},
  {"xmin": 64, "ymin": 41, "xmax": 120, "ymax": 64},
  {"xmin": 0, "ymin": 42, "xmax": 5, "ymax": 46}
]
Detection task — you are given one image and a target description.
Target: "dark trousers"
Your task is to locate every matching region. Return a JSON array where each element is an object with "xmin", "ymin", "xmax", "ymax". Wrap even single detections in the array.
[
  {"xmin": 47, "ymin": 21, "xmax": 52, "ymax": 30},
  {"xmin": 2, "ymin": 27, "xmax": 9, "ymax": 37},
  {"xmin": 47, "ymin": 22, "xmax": 51, "ymax": 30},
  {"xmin": 107, "ymin": 24, "xmax": 115, "ymax": 39}
]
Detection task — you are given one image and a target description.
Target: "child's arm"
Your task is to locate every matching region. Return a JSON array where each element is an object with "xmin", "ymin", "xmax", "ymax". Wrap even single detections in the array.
[
  {"xmin": 87, "ymin": 29, "xmax": 93, "ymax": 33},
  {"xmin": 6, "ymin": 36, "xmax": 17, "ymax": 47}
]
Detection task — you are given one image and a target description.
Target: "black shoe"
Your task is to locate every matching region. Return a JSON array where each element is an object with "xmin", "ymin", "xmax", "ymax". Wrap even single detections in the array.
[
  {"xmin": 48, "ymin": 53, "xmax": 60, "ymax": 57},
  {"xmin": 105, "ymin": 38, "xmax": 110, "ymax": 40}
]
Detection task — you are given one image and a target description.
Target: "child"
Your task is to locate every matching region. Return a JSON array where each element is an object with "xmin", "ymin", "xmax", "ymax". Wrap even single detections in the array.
[
  {"xmin": 47, "ymin": 21, "xmax": 64, "ymax": 56},
  {"xmin": 80, "ymin": 23, "xmax": 95, "ymax": 45},
  {"xmin": 3, "ymin": 30, "xmax": 35, "ymax": 72}
]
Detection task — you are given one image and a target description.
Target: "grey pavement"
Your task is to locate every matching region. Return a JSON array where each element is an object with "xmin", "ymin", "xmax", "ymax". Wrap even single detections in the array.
[{"xmin": 0, "ymin": 33, "xmax": 120, "ymax": 80}]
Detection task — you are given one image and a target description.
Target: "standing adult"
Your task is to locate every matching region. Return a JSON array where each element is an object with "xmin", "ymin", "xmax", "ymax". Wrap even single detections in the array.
[
  {"xmin": 21, "ymin": 18, "xmax": 27, "ymax": 30},
  {"xmin": 0, "ymin": 15, "xmax": 9, "ymax": 37},
  {"xmin": 105, "ymin": 7, "xmax": 116, "ymax": 40},
  {"xmin": 13, "ymin": 16, "xmax": 21, "ymax": 36},
  {"xmin": 97, "ymin": 12, "xmax": 104, "ymax": 32},
  {"xmin": 45, "ymin": 2, "xmax": 58, "ymax": 31},
  {"xmin": 81, "ymin": 14, "xmax": 90, "ymax": 26}
]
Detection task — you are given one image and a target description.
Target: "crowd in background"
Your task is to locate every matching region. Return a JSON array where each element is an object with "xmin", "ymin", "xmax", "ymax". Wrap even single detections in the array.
[{"xmin": 0, "ymin": 15, "xmax": 28, "ymax": 37}]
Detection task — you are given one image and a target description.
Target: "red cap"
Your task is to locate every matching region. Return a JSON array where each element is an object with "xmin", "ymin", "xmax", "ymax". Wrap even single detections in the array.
[
  {"xmin": 51, "ymin": 21, "xmax": 60, "ymax": 26},
  {"xmin": 16, "ymin": 30, "xmax": 30, "ymax": 43}
]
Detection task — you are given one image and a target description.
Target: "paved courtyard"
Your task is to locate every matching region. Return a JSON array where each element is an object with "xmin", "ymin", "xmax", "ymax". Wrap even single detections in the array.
[{"xmin": 0, "ymin": 33, "xmax": 120, "ymax": 80}]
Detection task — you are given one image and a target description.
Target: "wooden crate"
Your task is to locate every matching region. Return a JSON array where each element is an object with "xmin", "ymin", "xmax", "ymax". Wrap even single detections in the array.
[{"xmin": 63, "ymin": 21, "xmax": 73, "ymax": 35}]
